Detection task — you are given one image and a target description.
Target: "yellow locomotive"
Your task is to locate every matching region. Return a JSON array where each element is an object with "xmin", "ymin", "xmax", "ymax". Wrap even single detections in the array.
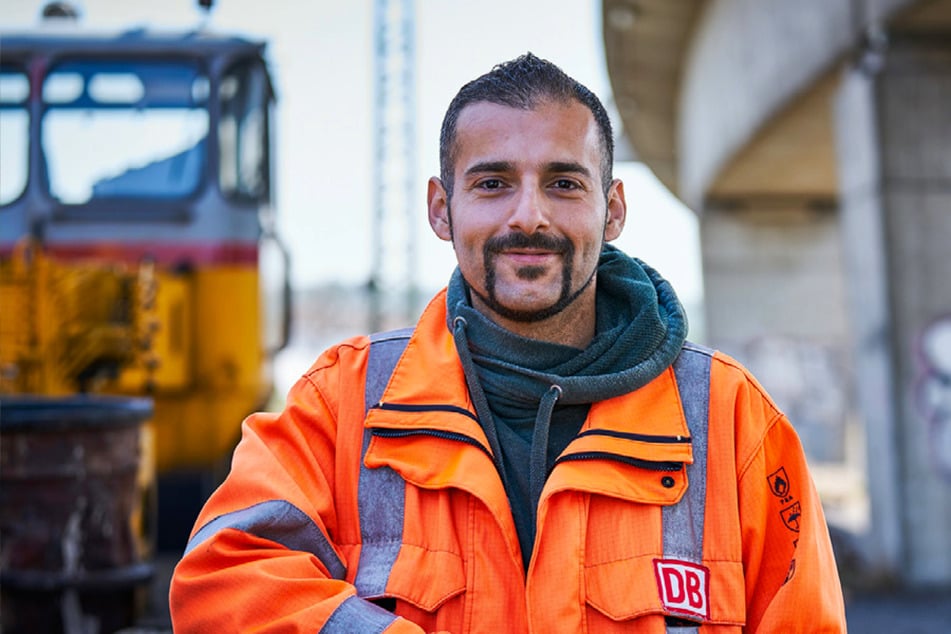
[{"xmin": 0, "ymin": 22, "xmax": 290, "ymax": 554}]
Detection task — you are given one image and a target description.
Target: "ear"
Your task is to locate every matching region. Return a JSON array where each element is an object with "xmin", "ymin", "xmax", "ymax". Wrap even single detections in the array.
[
  {"xmin": 428, "ymin": 177, "xmax": 453, "ymax": 242},
  {"xmin": 603, "ymin": 178, "xmax": 627, "ymax": 242}
]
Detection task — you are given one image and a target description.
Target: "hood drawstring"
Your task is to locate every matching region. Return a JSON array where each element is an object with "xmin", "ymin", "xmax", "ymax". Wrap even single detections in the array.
[
  {"xmin": 530, "ymin": 384, "xmax": 561, "ymax": 522},
  {"xmin": 453, "ymin": 316, "xmax": 562, "ymax": 517},
  {"xmin": 452, "ymin": 316, "xmax": 508, "ymax": 488}
]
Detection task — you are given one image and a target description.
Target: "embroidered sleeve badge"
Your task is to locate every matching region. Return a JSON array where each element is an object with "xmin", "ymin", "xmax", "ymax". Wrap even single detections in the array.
[
  {"xmin": 780, "ymin": 501, "xmax": 802, "ymax": 532},
  {"xmin": 767, "ymin": 467, "xmax": 791, "ymax": 497}
]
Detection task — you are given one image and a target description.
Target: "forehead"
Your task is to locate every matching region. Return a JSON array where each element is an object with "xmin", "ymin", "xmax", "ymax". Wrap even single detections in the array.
[{"xmin": 452, "ymin": 100, "xmax": 601, "ymax": 173}]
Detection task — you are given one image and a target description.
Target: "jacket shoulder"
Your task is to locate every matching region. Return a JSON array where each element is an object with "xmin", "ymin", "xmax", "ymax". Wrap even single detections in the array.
[
  {"xmin": 698, "ymin": 344, "xmax": 794, "ymax": 480},
  {"xmin": 702, "ymin": 344, "xmax": 783, "ymax": 418},
  {"xmin": 301, "ymin": 334, "xmax": 374, "ymax": 379}
]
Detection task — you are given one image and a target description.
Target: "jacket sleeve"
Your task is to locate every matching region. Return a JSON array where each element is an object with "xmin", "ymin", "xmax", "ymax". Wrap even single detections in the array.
[
  {"xmin": 168, "ymin": 354, "xmax": 426, "ymax": 633},
  {"xmin": 735, "ymin": 391, "xmax": 847, "ymax": 632}
]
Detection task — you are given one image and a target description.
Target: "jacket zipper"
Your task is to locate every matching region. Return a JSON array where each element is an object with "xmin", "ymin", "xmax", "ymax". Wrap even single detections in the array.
[
  {"xmin": 370, "ymin": 402, "xmax": 491, "ymax": 458},
  {"xmin": 372, "ymin": 401, "xmax": 479, "ymax": 422},
  {"xmin": 574, "ymin": 428, "xmax": 691, "ymax": 444},
  {"xmin": 555, "ymin": 451, "xmax": 683, "ymax": 472},
  {"xmin": 557, "ymin": 429, "xmax": 690, "ymax": 471}
]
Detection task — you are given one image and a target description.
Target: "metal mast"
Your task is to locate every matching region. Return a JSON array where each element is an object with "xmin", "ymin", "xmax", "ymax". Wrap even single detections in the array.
[{"xmin": 369, "ymin": 0, "xmax": 417, "ymax": 331}]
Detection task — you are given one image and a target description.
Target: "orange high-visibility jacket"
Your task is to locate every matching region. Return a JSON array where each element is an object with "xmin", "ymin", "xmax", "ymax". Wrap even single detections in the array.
[{"xmin": 170, "ymin": 290, "xmax": 846, "ymax": 633}]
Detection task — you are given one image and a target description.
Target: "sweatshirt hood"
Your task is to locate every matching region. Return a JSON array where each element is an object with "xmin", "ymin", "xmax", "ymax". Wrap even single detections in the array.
[{"xmin": 446, "ymin": 243, "xmax": 688, "ymax": 404}]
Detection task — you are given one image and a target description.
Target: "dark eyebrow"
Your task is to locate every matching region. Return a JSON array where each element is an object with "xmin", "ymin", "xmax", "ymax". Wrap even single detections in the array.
[
  {"xmin": 547, "ymin": 161, "xmax": 593, "ymax": 179},
  {"xmin": 464, "ymin": 160, "xmax": 514, "ymax": 177},
  {"xmin": 463, "ymin": 160, "xmax": 593, "ymax": 179}
]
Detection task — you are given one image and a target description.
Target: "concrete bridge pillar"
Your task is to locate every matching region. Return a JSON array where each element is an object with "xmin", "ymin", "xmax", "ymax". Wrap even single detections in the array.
[
  {"xmin": 834, "ymin": 29, "xmax": 951, "ymax": 586},
  {"xmin": 699, "ymin": 197, "xmax": 866, "ymax": 548},
  {"xmin": 700, "ymin": 199, "xmax": 854, "ymax": 466}
]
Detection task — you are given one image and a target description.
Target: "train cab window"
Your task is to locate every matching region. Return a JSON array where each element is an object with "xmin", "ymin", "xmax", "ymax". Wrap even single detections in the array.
[
  {"xmin": 218, "ymin": 59, "xmax": 270, "ymax": 203},
  {"xmin": 0, "ymin": 68, "xmax": 29, "ymax": 207},
  {"xmin": 41, "ymin": 60, "xmax": 210, "ymax": 205}
]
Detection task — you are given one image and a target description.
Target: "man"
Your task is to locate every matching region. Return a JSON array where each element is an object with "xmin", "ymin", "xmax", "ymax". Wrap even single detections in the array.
[{"xmin": 170, "ymin": 54, "xmax": 846, "ymax": 632}]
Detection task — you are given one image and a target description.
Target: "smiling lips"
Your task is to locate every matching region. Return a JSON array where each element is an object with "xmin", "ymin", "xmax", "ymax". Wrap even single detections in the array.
[{"xmin": 501, "ymin": 249, "xmax": 560, "ymax": 266}]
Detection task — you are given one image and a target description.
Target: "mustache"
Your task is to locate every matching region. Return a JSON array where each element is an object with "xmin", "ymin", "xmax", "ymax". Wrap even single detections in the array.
[{"xmin": 484, "ymin": 232, "xmax": 572, "ymax": 254}]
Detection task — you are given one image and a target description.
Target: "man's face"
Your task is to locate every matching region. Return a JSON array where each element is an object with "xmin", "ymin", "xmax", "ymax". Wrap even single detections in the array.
[{"xmin": 428, "ymin": 99, "xmax": 626, "ymax": 330}]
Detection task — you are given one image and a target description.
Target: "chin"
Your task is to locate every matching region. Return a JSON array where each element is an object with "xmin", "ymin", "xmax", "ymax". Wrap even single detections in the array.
[{"xmin": 497, "ymin": 293, "xmax": 559, "ymax": 313}]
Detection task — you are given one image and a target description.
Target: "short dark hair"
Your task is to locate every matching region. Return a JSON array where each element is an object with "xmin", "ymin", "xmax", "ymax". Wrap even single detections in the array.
[{"xmin": 439, "ymin": 53, "xmax": 615, "ymax": 199}]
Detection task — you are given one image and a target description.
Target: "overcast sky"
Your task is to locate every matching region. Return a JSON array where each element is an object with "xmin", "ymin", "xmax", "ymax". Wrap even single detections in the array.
[{"xmin": 1, "ymin": 0, "xmax": 703, "ymax": 306}]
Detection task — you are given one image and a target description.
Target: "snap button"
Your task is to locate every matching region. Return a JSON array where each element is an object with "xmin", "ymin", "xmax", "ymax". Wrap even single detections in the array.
[{"xmin": 661, "ymin": 475, "xmax": 676, "ymax": 488}]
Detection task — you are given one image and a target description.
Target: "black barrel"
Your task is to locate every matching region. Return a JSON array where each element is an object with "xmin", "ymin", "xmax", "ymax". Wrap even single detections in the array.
[{"xmin": 0, "ymin": 395, "xmax": 155, "ymax": 634}]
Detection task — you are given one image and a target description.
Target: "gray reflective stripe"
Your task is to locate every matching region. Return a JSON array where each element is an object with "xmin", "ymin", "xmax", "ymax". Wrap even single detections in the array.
[
  {"xmin": 364, "ymin": 328, "xmax": 414, "ymax": 412},
  {"xmin": 184, "ymin": 499, "xmax": 346, "ymax": 580},
  {"xmin": 321, "ymin": 594, "xmax": 398, "ymax": 633},
  {"xmin": 355, "ymin": 329, "xmax": 412, "ymax": 597},
  {"xmin": 664, "ymin": 342, "xmax": 713, "ymax": 634}
]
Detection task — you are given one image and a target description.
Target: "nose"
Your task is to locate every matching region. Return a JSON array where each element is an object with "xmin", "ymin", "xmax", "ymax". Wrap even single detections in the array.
[{"xmin": 507, "ymin": 182, "xmax": 550, "ymax": 234}]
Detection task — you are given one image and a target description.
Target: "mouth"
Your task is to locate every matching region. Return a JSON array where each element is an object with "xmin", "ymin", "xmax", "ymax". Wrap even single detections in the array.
[
  {"xmin": 498, "ymin": 249, "xmax": 560, "ymax": 266},
  {"xmin": 483, "ymin": 233, "xmax": 572, "ymax": 279}
]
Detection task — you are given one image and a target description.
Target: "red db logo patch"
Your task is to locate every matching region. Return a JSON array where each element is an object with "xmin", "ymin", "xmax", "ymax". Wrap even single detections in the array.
[{"xmin": 653, "ymin": 559, "xmax": 710, "ymax": 621}]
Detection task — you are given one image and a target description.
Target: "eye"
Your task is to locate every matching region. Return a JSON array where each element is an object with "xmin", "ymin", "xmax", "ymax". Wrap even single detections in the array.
[
  {"xmin": 552, "ymin": 178, "xmax": 580, "ymax": 190},
  {"xmin": 476, "ymin": 178, "xmax": 505, "ymax": 190}
]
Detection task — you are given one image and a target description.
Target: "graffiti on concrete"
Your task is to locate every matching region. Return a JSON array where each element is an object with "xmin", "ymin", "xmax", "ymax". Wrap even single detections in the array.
[
  {"xmin": 916, "ymin": 315, "xmax": 951, "ymax": 479},
  {"xmin": 743, "ymin": 336, "xmax": 849, "ymax": 464}
]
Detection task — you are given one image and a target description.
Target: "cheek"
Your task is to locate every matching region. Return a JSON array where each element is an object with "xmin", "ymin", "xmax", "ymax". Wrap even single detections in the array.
[
  {"xmin": 449, "ymin": 217, "xmax": 490, "ymax": 253},
  {"xmin": 450, "ymin": 231, "xmax": 481, "ymax": 259},
  {"xmin": 450, "ymin": 231, "xmax": 489, "ymax": 277},
  {"xmin": 577, "ymin": 222, "xmax": 609, "ymax": 255}
]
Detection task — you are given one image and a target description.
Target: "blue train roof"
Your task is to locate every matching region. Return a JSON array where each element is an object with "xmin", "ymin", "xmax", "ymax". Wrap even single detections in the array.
[{"xmin": 0, "ymin": 26, "xmax": 267, "ymax": 60}]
